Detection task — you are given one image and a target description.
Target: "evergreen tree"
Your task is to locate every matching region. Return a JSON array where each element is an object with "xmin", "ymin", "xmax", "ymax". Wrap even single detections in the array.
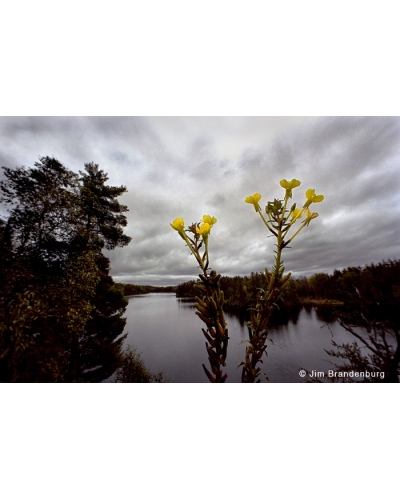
[
  {"xmin": 0, "ymin": 157, "xmax": 132, "ymax": 382},
  {"xmin": 78, "ymin": 254, "xmax": 128, "ymax": 382},
  {"xmin": 78, "ymin": 162, "xmax": 131, "ymax": 250}
]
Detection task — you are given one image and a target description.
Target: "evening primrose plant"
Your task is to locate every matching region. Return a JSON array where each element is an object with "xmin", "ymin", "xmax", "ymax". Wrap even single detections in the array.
[
  {"xmin": 170, "ymin": 215, "xmax": 229, "ymax": 382},
  {"xmin": 241, "ymin": 179, "xmax": 324, "ymax": 382},
  {"xmin": 170, "ymin": 179, "xmax": 324, "ymax": 383}
]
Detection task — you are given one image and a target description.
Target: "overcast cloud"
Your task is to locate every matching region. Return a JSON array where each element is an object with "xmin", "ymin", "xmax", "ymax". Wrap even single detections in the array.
[{"xmin": 1, "ymin": 116, "xmax": 399, "ymax": 286}]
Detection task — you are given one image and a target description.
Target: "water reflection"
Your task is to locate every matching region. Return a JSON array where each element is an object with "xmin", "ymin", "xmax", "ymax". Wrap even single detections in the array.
[{"xmin": 120, "ymin": 293, "xmax": 363, "ymax": 383}]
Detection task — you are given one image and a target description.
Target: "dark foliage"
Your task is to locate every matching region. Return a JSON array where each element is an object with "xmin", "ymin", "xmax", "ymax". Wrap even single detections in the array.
[
  {"xmin": 324, "ymin": 260, "xmax": 400, "ymax": 382},
  {"xmin": 176, "ymin": 260, "xmax": 400, "ymax": 316},
  {"xmin": 176, "ymin": 271, "xmax": 300, "ymax": 320},
  {"xmin": 115, "ymin": 346, "xmax": 167, "ymax": 383},
  {"xmin": 0, "ymin": 157, "xmax": 132, "ymax": 382},
  {"xmin": 121, "ymin": 283, "xmax": 177, "ymax": 296}
]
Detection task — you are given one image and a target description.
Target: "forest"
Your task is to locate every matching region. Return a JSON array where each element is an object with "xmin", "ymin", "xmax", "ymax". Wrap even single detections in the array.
[
  {"xmin": 0, "ymin": 157, "xmax": 132, "ymax": 382},
  {"xmin": 176, "ymin": 259, "xmax": 400, "ymax": 321},
  {"xmin": 121, "ymin": 283, "xmax": 176, "ymax": 295}
]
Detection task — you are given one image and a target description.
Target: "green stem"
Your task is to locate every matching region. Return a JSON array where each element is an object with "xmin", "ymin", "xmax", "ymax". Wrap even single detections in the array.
[
  {"xmin": 181, "ymin": 232, "xmax": 207, "ymax": 273},
  {"xmin": 282, "ymin": 193, "xmax": 289, "ymax": 215},
  {"xmin": 204, "ymin": 236, "xmax": 210, "ymax": 269},
  {"xmin": 256, "ymin": 205, "xmax": 270, "ymax": 230},
  {"xmin": 284, "ymin": 219, "xmax": 308, "ymax": 246},
  {"xmin": 274, "ymin": 229, "xmax": 284, "ymax": 283}
]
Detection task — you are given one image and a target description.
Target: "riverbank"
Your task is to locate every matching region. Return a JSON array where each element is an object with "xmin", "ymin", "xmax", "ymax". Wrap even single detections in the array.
[{"xmin": 300, "ymin": 298, "xmax": 344, "ymax": 306}]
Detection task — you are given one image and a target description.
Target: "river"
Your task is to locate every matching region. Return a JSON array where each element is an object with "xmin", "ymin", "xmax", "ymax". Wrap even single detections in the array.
[{"xmin": 115, "ymin": 293, "xmax": 364, "ymax": 383}]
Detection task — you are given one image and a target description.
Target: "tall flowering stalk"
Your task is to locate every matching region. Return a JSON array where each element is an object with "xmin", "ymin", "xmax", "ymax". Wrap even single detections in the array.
[
  {"xmin": 170, "ymin": 215, "xmax": 229, "ymax": 382},
  {"xmin": 241, "ymin": 179, "xmax": 324, "ymax": 382}
]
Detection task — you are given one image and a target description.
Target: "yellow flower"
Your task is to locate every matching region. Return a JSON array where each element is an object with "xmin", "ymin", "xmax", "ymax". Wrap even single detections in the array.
[
  {"xmin": 304, "ymin": 208, "xmax": 319, "ymax": 225},
  {"xmin": 170, "ymin": 218, "xmax": 185, "ymax": 233},
  {"xmin": 290, "ymin": 208, "xmax": 303, "ymax": 221},
  {"xmin": 280, "ymin": 179, "xmax": 301, "ymax": 198},
  {"xmin": 196, "ymin": 222, "xmax": 212, "ymax": 237},
  {"xmin": 245, "ymin": 193, "xmax": 262, "ymax": 210},
  {"xmin": 304, "ymin": 189, "xmax": 324, "ymax": 207},
  {"xmin": 280, "ymin": 179, "xmax": 301, "ymax": 190},
  {"xmin": 202, "ymin": 215, "xmax": 217, "ymax": 225}
]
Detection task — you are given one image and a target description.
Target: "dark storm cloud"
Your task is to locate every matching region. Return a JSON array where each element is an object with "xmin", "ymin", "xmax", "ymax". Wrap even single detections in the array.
[{"xmin": 1, "ymin": 116, "xmax": 399, "ymax": 285}]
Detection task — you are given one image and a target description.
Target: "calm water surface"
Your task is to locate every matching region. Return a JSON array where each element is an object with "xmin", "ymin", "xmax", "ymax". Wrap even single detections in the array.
[{"xmin": 120, "ymin": 293, "xmax": 359, "ymax": 383}]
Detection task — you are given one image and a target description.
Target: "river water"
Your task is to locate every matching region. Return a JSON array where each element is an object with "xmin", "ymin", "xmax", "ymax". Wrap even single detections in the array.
[{"xmin": 118, "ymin": 293, "xmax": 363, "ymax": 383}]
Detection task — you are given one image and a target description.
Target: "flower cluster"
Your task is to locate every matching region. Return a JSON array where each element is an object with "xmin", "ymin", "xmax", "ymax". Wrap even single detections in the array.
[
  {"xmin": 170, "ymin": 214, "xmax": 227, "ymax": 382},
  {"xmin": 196, "ymin": 215, "xmax": 217, "ymax": 238},
  {"xmin": 241, "ymin": 178, "xmax": 324, "ymax": 382},
  {"xmin": 170, "ymin": 215, "xmax": 217, "ymax": 273},
  {"xmin": 171, "ymin": 215, "xmax": 217, "ymax": 236},
  {"xmin": 245, "ymin": 178, "xmax": 324, "ymax": 245}
]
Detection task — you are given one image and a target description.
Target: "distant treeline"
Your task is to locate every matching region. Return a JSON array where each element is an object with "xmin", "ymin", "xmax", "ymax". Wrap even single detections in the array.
[
  {"xmin": 122, "ymin": 283, "xmax": 177, "ymax": 296},
  {"xmin": 176, "ymin": 259, "xmax": 400, "ymax": 322}
]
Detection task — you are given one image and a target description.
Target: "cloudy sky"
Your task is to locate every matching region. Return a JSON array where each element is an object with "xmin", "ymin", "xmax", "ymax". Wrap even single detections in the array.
[{"xmin": 1, "ymin": 116, "xmax": 399, "ymax": 286}]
